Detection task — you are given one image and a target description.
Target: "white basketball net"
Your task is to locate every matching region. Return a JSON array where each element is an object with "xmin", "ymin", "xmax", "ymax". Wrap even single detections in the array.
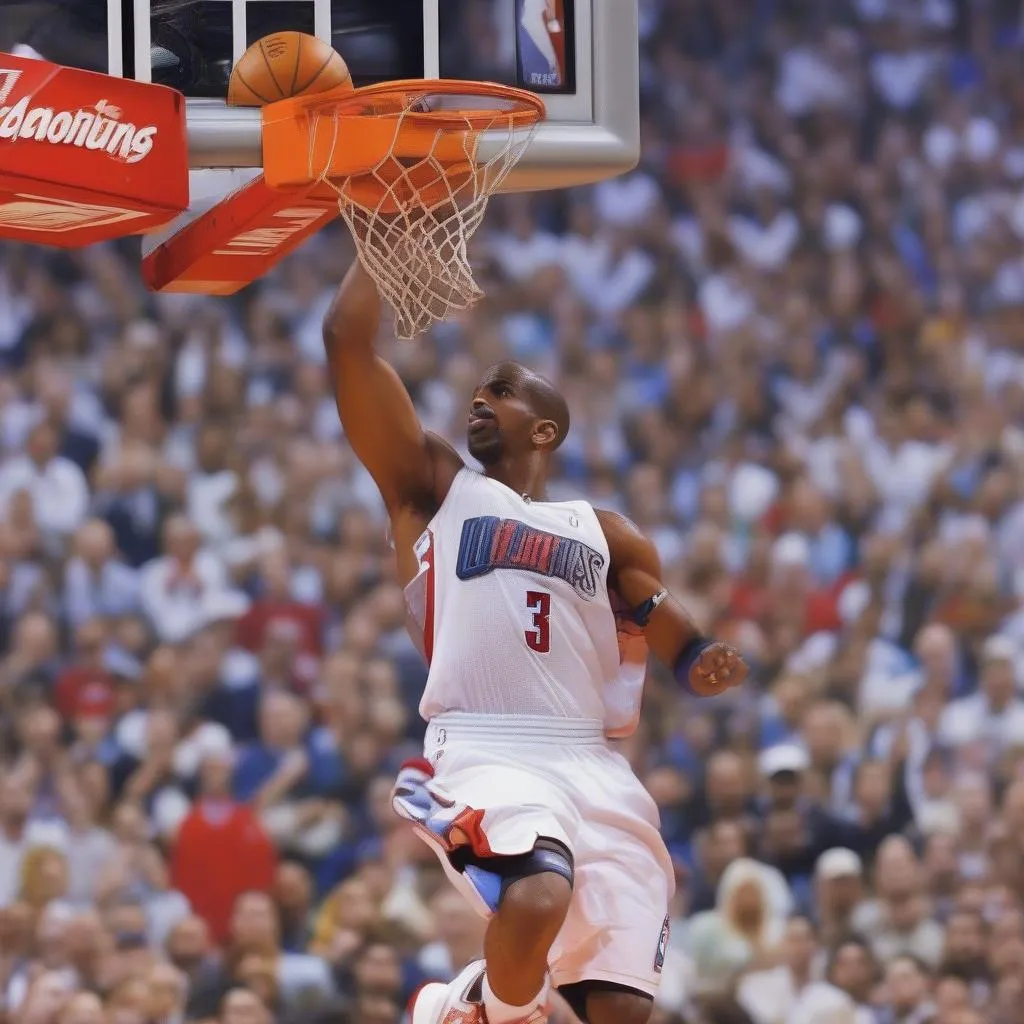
[{"xmin": 316, "ymin": 94, "xmax": 539, "ymax": 339}]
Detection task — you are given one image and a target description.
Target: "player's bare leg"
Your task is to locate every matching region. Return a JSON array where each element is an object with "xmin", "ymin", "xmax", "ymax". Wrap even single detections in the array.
[
  {"xmin": 406, "ymin": 871, "xmax": 570, "ymax": 1023},
  {"xmin": 583, "ymin": 990, "xmax": 653, "ymax": 1024},
  {"xmin": 394, "ymin": 763, "xmax": 573, "ymax": 1022},
  {"xmin": 483, "ymin": 872, "xmax": 572, "ymax": 1011}
]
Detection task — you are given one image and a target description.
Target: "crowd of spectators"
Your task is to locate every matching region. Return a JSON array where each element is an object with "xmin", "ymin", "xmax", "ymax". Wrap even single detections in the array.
[{"xmin": 3, "ymin": 0, "xmax": 1024, "ymax": 1022}]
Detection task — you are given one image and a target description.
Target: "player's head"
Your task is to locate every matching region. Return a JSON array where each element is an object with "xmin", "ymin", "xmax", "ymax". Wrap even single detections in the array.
[{"xmin": 467, "ymin": 361, "xmax": 570, "ymax": 466}]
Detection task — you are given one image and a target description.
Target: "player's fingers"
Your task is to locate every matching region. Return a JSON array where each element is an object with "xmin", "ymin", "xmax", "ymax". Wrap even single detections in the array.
[{"xmin": 706, "ymin": 647, "xmax": 730, "ymax": 672}]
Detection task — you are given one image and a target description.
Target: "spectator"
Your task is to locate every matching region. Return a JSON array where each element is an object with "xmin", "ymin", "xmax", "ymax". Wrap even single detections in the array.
[
  {"xmin": 0, "ymin": 775, "xmax": 62, "ymax": 907},
  {"xmin": 219, "ymin": 988, "xmax": 272, "ymax": 1024},
  {"xmin": 686, "ymin": 858, "xmax": 792, "ymax": 997},
  {"xmin": 0, "ymin": 420, "xmax": 89, "ymax": 548},
  {"xmin": 690, "ymin": 819, "xmax": 752, "ymax": 915},
  {"xmin": 233, "ymin": 691, "xmax": 345, "ymax": 863},
  {"xmin": 416, "ymin": 887, "xmax": 486, "ymax": 983},
  {"xmin": 814, "ymin": 848, "xmax": 866, "ymax": 947},
  {"xmin": 737, "ymin": 915, "xmax": 854, "ymax": 1023},
  {"xmin": 170, "ymin": 749, "xmax": 277, "ymax": 944},
  {"xmin": 139, "ymin": 516, "xmax": 232, "ymax": 644},
  {"xmin": 827, "ymin": 938, "xmax": 879, "ymax": 1024},
  {"xmin": 166, "ymin": 915, "xmax": 225, "ymax": 1020},
  {"xmin": 939, "ymin": 635, "xmax": 1024, "ymax": 753},
  {"xmin": 272, "ymin": 863, "xmax": 316, "ymax": 954},
  {"xmin": 879, "ymin": 955, "xmax": 936, "ymax": 1024},
  {"xmin": 224, "ymin": 892, "xmax": 333, "ymax": 1010},
  {"xmin": 62, "ymin": 520, "xmax": 140, "ymax": 630},
  {"xmin": 855, "ymin": 838, "xmax": 946, "ymax": 970}
]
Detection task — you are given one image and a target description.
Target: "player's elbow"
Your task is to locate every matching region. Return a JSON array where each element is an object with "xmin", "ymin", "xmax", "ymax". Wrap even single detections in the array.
[
  {"xmin": 321, "ymin": 308, "xmax": 357, "ymax": 355},
  {"xmin": 323, "ymin": 320, "xmax": 369, "ymax": 369}
]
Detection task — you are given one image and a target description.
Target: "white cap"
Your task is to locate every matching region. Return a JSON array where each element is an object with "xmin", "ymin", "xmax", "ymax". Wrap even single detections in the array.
[
  {"xmin": 916, "ymin": 800, "xmax": 960, "ymax": 837},
  {"xmin": 772, "ymin": 533, "xmax": 811, "ymax": 570},
  {"xmin": 983, "ymin": 635, "xmax": 1016, "ymax": 663},
  {"xmin": 729, "ymin": 463, "xmax": 779, "ymax": 523},
  {"xmin": 759, "ymin": 744, "xmax": 810, "ymax": 778},
  {"xmin": 837, "ymin": 580, "xmax": 871, "ymax": 626},
  {"xmin": 965, "ymin": 117, "xmax": 1000, "ymax": 164},
  {"xmin": 25, "ymin": 820, "xmax": 71, "ymax": 855},
  {"xmin": 823, "ymin": 204, "xmax": 863, "ymax": 251},
  {"xmin": 815, "ymin": 847, "xmax": 863, "ymax": 881},
  {"xmin": 173, "ymin": 722, "xmax": 235, "ymax": 779}
]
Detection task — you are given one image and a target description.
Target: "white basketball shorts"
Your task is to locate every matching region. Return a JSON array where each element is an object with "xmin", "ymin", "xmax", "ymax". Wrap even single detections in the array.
[{"xmin": 414, "ymin": 713, "xmax": 675, "ymax": 998}]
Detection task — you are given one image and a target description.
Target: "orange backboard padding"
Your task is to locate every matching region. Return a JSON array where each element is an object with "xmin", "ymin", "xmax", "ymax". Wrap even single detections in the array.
[
  {"xmin": 141, "ymin": 174, "xmax": 340, "ymax": 295},
  {"xmin": 0, "ymin": 52, "xmax": 188, "ymax": 247}
]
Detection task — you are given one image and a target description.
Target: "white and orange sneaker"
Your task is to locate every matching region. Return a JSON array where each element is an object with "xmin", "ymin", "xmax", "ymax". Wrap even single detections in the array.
[{"xmin": 407, "ymin": 961, "xmax": 548, "ymax": 1024}]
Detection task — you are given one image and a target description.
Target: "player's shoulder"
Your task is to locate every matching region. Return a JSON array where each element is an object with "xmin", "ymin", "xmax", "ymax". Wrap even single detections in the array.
[
  {"xmin": 594, "ymin": 509, "xmax": 661, "ymax": 570},
  {"xmin": 594, "ymin": 508, "xmax": 643, "ymax": 540}
]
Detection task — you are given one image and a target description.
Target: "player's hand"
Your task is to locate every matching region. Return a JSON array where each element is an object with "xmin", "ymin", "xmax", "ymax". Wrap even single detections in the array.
[{"xmin": 690, "ymin": 641, "xmax": 747, "ymax": 694}]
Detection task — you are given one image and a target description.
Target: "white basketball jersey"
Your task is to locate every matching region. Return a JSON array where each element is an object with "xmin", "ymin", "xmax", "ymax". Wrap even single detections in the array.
[{"xmin": 404, "ymin": 468, "xmax": 646, "ymax": 727}]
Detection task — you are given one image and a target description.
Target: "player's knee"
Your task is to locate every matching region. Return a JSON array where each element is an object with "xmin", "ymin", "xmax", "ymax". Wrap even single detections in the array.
[
  {"xmin": 498, "ymin": 871, "xmax": 573, "ymax": 935},
  {"xmin": 585, "ymin": 990, "xmax": 654, "ymax": 1024}
]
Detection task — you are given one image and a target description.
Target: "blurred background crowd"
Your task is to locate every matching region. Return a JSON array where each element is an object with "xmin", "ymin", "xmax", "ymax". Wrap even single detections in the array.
[{"xmin": 3, "ymin": 0, "xmax": 1024, "ymax": 1023}]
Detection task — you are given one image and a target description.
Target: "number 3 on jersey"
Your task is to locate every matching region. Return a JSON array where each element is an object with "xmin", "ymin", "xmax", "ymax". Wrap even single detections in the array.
[{"xmin": 525, "ymin": 590, "xmax": 551, "ymax": 653}]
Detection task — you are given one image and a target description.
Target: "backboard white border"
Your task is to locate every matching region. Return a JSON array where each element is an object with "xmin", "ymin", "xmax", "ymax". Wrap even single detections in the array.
[{"xmin": 175, "ymin": 0, "xmax": 639, "ymax": 191}]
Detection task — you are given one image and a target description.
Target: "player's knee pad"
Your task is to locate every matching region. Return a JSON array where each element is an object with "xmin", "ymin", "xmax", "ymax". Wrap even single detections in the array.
[{"xmin": 459, "ymin": 837, "xmax": 574, "ymax": 914}]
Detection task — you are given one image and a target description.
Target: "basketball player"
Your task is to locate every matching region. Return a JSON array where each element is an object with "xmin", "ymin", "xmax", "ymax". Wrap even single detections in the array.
[{"xmin": 323, "ymin": 262, "xmax": 748, "ymax": 1024}]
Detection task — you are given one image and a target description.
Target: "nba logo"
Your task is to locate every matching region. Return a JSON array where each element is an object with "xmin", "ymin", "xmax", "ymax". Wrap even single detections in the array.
[
  {"xmin": 654, "ymin": 915, "xmax": 670, "ymax": 974},
  {"xmin": 517, "ymin": 0, "xmax": 570, "ymax": 92}
]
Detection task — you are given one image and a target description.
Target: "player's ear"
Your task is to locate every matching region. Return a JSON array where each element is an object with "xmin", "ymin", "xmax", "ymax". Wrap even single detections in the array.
[{"xmin": 532, "ymin": 419, "xmax": 559, "ymax": 450}]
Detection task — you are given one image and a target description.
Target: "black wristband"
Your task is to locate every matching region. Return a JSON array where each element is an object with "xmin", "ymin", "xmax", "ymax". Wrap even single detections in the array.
[{"xmin": 673, "ymin": 636, "xmax": 714, "ymax": 696}]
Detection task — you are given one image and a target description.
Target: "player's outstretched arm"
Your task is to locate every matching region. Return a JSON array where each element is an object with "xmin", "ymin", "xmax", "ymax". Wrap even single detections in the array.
[
  {"xmin": 323, "ymin": 260, "xmax": 460, "ymax": 513},
  {"xmin": 598, "ymin": 509, "xmax": 748, "ymax": 697}
]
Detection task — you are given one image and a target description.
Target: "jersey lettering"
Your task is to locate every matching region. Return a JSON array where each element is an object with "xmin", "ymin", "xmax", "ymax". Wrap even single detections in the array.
[{"xmin": 455, "ymin": 516, "xmax": 605, "ymax": 600}]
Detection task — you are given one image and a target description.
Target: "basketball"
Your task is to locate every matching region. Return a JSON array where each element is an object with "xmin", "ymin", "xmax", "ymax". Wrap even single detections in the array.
[{"xmin": 227, "ymin": 32, "xmax": 352, "ymax": 107}]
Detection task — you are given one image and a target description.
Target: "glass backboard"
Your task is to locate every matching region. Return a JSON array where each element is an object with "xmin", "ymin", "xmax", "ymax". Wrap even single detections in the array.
[{"xmin": 7, "ymin": 0, "xmax": 638, "ymax": 192}]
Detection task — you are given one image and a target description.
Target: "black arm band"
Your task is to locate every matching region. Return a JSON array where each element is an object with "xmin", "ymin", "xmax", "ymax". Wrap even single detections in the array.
[{"xmin": 625, "ymin": 588, "xmax": 669, "ymax": 627}]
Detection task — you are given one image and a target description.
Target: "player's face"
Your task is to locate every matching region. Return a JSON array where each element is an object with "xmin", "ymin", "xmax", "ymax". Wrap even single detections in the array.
[{"xmin": 467, "ymin": 365, "xmax": 539, "ymax": 465}]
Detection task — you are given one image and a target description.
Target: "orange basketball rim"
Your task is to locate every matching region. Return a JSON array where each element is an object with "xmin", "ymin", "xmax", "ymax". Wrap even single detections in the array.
[
  {"xmin": 259, "ymin": 79, "xmax": 544, "ymax": 338},
  {"xmin": 261, "ymin": 79, "xmax": 546, "ymax": 213}
]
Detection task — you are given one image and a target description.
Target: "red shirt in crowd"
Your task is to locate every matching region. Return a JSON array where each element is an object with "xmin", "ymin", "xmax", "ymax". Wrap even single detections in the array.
[
  {"xmin": 170, "ymin": 799, "xmax": 277, "ymax": 943},
  {"xmin": 235, "ymin": 600, "xmax": 323, "ymax": 658},
  {"xmin": 728, "ymin": 575, "xmax": 850, "ymax": 637},
  {"xmin": 53, "ymin": 666, "xmax": 116, "ymax": 721}
]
